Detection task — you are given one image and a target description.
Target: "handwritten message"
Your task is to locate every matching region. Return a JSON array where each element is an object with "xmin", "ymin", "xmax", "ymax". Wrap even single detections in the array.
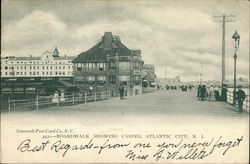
[{"xmin": 16, "ymin": 135, "xmax": 243, "ymax": 162}]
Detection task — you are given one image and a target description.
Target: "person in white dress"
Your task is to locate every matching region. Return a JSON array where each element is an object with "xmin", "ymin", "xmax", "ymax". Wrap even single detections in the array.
[{"xmin": 208, "ymin": 85, "xmax": 215, "ymax": 101}]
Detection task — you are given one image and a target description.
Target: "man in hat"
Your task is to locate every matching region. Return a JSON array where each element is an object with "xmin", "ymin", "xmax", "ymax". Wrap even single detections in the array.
[
  {"xmin": 236, "ymin": 85, "xmax": 246, "ymax": 113},
  {"xmin": 221, "ymin": 84, "xmax": 228, "ymax": 102},
  {"xmin": 118, "ymin": 83, "xmax": 124, "ymax": 100}
]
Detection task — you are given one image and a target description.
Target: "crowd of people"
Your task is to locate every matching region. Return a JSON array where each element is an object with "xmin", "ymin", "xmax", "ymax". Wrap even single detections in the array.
[
  {"xmin": 197, "ymin": 85, "xmax": 222, "ymax": 101},
  {"xmin": 197, "ymin": 84, "xmax": 246, "ymax": 113}
]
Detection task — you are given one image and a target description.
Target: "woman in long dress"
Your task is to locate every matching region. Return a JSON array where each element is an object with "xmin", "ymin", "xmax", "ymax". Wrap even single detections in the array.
[{"xmin": 208, "ymin": 85, "xmax": 215, "ymax": 101}]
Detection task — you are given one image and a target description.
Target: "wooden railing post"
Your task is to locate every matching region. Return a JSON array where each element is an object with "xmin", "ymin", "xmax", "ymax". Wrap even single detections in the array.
[
  {"xmin": 8, "ymin": 97, "xmax": 10, "ymax": 112},
  {"xmin": 36, "ymin": 94, "xmax": 39, "ymax": 111},
  {"xmin": 94, "ymin": 92, "xmax": 96, "ymax": 102}
]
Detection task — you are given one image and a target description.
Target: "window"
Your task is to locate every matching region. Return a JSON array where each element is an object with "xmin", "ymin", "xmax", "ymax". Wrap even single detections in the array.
[
  {"xmin": 33, "ymin": 66, "xmax": 35, "ymax": 69},
  {"xmin": 59, "ymin": 66, "xmax": 61, "ymax": 69},
  {"xmin": 30, "ymin": 72, "xmax": 32, "ymax": 75},
  {"xmin": 55, "ymin": 71, "xmax": 58, "ymax": 75},
  {"xmin": 59, "ymin": 71, "xmax": 61, "ymax": 75},
  {"xmin": 88, "ymin": 63, "xmax": 93, "ymax": 71},
  {"xmin": 97, "ymin": 76, "xmax": 106, "ymax": 83},
  {"xmin": 46, "ymin": 66, "xmax": 49, "ymax": 69},
  {"xmin": 42, "ymin": 72, "xmax": 45, "ymax": 75},
  {"xmin": 109, "ymin": 75, "xmax": 116, "ymax": 84},
  {"xmin": 24, "ymin": 66, "xmax": 26, "ymax": 70},
  {"xmin": 87, "ymin": 76, "xmax": 95, "ymax": 81},
  {"xmin": 68, "ymin": 66, "xmax": 71, "ymax": 69},
  {"xmin": 110, "ymin": 62, "xmax": 116, "ymax": 69},
  {"xmin": 93, "ymin": 63, "xmax": 98, "ymax": 71},
  {"xmin": 16, "ymin": 72, "xmax": 19, "ymax": 75},
  {"xmin": 37, "ymin": 66, "xmax": 39, "ymax": 69},
  {"xmin": 42, "ymin": 66, "xmax": 45, "ymax": 70},
  {"xmin": 77, "ymin": 63, "xmax": 82, "ymax": 71},
  {"xmin": 37, "ymin": 72, "xmax": 39, "ymax": 75},
  {"xmin": 21, "ymin": 72, "xmax": 23, "ymax": 75},
  {"xmin": 119, "ymin": 62, "xmax": 130, "ymax": 71},
  {"xmin": 62, "ymin": 72, "xmax": 65, "ymax": 75},
  {"xmin": 5, "ymin": 66, "xmax": 8, "ymax": 70},
  {"xmin": 50, "ymin": 66, "xmax": 52, "ymax": 69},
  {"xmin": 33, "ymin": 72, "xmax": 36, "ymax": 75},
  {"xmin": 30, "ymin": 66, "xmax": 32, "ymax": 70},
  {"xmin": 119, "ymin": 76, "xmax": 130, "ymax": 81},
  {"xmin": 5, "ymin": 72, "xmax": 7, "ymax": 75},
  {"xmin": 24, "ymin": 72, "xmax": 26, "ymax": 75},
  {"xmin": 20, "ymin": 66, "xmax": 23, "ymax": 70},
  {"xmin": 99, "ymin": 63, "xmax": 105, "ymax": 71},
  {"xmin": 134, "ymin": 76, "xmax": 140, "ymax": 85},
  {"xmin": 17, "ymin": 66, "xmax": 19, "ymax": 70},
  {"xmin": 63, "ymin": 66, "xmax": 65, "ymax": 69}
]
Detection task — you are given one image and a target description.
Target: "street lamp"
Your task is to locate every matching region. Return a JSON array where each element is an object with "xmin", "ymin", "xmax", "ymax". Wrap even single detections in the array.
[{"xmin": 232, "ymin": 30, "xmax": 240, "ymax": 105}]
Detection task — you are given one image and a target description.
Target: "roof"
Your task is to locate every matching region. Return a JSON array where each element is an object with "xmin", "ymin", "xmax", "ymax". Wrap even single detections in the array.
[
  {"xmin": 73, "ymin": 32, "xmax": 133, "ymax": 63},
  {"xmin": 15, "ymin": 57, "xmax": 41, "ymax": 60},
  {"xmin": 53, "ymin": 56, "xmax": 76, "ymax": 60}
]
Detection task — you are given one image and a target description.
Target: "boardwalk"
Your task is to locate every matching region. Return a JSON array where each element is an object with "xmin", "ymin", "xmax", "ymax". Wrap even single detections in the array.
[{"xmin": 2, "ymin": 90, "xmax": 248, "ymax": 127}]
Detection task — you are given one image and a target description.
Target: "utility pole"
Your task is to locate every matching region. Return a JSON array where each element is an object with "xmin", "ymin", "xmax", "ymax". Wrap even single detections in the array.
[
  {"xmin": 214, "ymin": 15, "xmax": 235, "ymax": 88},
  {"xmin": 200, "ymin": 64, "xmax": 202, "ymax": 84}
]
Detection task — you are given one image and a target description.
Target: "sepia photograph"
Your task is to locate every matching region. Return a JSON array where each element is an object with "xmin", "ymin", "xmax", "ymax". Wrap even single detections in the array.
[{"xmin": 1, "ymin": 0, "xmax": 249, "ymax": 163}]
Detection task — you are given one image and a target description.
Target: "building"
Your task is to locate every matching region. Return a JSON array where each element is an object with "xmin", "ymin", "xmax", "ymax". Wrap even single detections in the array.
[
  {"xmin": 142, "ymin": 64, "xmax": 156, "ymax": 88},
  {"xmin": 157, "ymin": 76, "xmax": 181, "ymax": 87},
  {"xmin": 0, "ymin": 47, "xmax": 76, "ymax": 95},
  {"xmin": 72, "ymin": 32, "xmax": 144, "ymax": 96}
]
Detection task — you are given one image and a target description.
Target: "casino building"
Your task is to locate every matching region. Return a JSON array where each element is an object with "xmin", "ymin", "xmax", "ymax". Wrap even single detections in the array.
[
  {"xmin": 0, "ymin": 47, "xmax": 76, "ymax": 96},
  {"xmin": 72, "ymin": 32, "xmax": 144, "ymax": 96}
]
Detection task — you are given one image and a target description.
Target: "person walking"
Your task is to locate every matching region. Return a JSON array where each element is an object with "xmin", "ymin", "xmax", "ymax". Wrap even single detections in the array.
[
  {"xmin": 200, "ymin": 85, "xmax": 207, "ymax": 101},
  {"xmin": 214, "ymin": 87, "xmax": 220, "ymax": 101},
  {"xmin": 208, "ymin": 85, "xmax": 215, "ymax": 101},
  {"xmin": 118, "ymin": 84, "xmax": 124, "ymax": 100},
  {"xmin": 236, "ymin": 85, "xmax": 246, "ymax": 113},
  {"xmin": 197, "ymin": 85, "xmax": 201, "ymax": 98},
  {"xmin": 221, "ymin": 85, "xmax": 228, "ymax": 102}
]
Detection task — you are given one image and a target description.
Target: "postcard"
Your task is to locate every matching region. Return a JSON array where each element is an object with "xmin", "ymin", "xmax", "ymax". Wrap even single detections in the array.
[{"xmin": 1, "ymin": 0, "xmax": 249, "ymax": 163}]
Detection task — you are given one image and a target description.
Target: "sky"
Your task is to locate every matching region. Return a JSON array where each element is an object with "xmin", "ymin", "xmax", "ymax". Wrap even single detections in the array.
[{"xmin": 1, "ymin": 0, "xmax": 249, "ymax": 81}]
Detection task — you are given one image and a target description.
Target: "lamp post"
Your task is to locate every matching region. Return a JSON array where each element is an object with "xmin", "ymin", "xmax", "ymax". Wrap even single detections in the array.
[
  {"xmin": 106, "ymin": 53, "xmax": 109, "ymax": 96},
  {"xmin": 232, "ymin": 30, "xmax": 240, "ymax": 105}
]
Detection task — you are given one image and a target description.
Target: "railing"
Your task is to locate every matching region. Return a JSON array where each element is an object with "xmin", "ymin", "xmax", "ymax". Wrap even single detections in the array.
[
  {"xmin": 1, "ymin": 89, "xmax": 158, "ymax": 112},
  {"xmin": 1, "ymin": 91, "xmax": 111, "ymax": 112},
  {"xmin": 227, "ymin": 91, "xmax": 249, "ymax": 112}
]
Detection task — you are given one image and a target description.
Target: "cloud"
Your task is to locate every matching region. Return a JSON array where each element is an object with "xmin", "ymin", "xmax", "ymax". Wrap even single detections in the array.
[
  {"xmin": 2, "ymin": 11, "xmax": 67, "ymax": 54},
  {"xmin": 1, "ymin": 1, "xmax": 249, "ymax": 81}
]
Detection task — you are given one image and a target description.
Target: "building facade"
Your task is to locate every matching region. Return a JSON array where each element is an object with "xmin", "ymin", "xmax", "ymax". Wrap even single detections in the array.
[
  {"xmin": 142, "ymin": 64, "xmax": 156, "ymax": 88},
  {"xmin": 0, "ymin": 48, "xmax": 76, "ymax": 95},
  {"xmin": 73, "ymin": 32, "xmax": 144, "ymax": 96},
  {"xmin": 1, "ymin": 48, "xmax": 74, "ymax": 78}
]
